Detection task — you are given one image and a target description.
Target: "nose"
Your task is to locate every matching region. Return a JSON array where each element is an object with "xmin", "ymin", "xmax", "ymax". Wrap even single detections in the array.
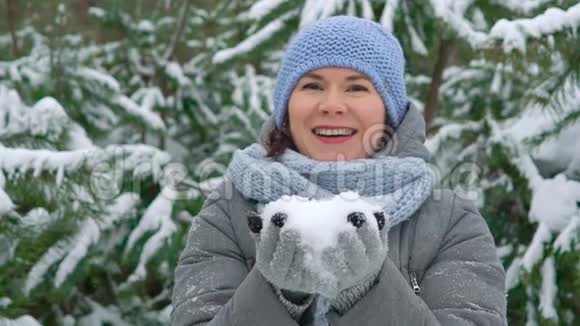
[{"xmin": 318, "ymin": 89, "xmax": 346, "ymax": 116}]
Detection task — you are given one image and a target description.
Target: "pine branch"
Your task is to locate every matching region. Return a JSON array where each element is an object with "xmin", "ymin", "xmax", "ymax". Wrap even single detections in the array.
[
  {"xmin": 524, "ymin": 66, "xmax": 579, "ymax": 115},
  {"xmin": 123, "ymin": 187, "xmax": 176, "ymax": 286}
]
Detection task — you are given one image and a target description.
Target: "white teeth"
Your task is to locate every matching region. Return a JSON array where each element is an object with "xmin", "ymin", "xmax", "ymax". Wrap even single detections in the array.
[{"xmin": 314, "ymin": 128, "xmax": 355, "ymax": 136}]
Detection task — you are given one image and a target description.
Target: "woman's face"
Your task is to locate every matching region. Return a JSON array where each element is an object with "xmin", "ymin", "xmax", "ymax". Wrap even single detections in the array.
[{"xmin": 288, "ymin": 67, "xmax": 386, "ymax": 161}]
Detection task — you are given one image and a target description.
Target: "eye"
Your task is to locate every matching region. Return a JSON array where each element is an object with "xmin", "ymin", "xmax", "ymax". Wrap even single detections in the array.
[
  {"xmin": 347, "ymin": 84, "xmax": 369, "ymax": 92},
  {"xmin": 302, "ymin": 82, "xmax": 322, "ymax": 90}
]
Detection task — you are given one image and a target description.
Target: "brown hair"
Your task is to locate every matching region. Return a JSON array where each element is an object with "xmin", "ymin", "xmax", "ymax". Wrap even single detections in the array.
[{"xmin": 265, "ymin": 118, "xmax": 296, "ymax": 159}]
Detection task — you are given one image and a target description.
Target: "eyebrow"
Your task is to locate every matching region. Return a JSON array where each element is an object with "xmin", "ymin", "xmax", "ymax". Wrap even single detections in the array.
[
  {"xmin": 346, "ymin": 75, "xmax": 370, "ymax": 81},
  {"xmin": 302, "ymin": 73, "xmax": 370, "ymax": 82}
]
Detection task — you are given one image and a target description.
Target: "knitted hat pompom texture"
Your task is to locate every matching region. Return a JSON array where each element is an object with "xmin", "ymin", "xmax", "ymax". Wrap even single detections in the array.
[{"xmin": 273, "ymin": 15, "xmax": 409, "ymax": 129}]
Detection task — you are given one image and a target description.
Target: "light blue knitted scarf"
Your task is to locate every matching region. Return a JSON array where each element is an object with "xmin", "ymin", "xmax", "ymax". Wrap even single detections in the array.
[{"xmin": 227, "ymin": 143, "xmax": 433, "ymax": 227}]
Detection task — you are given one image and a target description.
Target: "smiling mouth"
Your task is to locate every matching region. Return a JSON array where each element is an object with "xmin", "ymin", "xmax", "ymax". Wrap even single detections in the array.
[
  {"xmin": 311, "ymin": 128, "xmax": 358, "ymax": 137},
  {"xmin": 311, "ymin": 127, "xmax": 357, "ymax": 144}
]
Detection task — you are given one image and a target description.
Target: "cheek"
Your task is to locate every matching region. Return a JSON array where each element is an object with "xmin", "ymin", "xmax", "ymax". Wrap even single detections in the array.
[
  {"xmin": 355, "ymin": 98, "xmax": 386, "ymax": 152},
  {"xmin": 357, "ymin": 97, "xmax": 385, "ymax": 128},
  {"xmin": 288, "ymin": 93, "xmax": 314, "ymax": 127}
]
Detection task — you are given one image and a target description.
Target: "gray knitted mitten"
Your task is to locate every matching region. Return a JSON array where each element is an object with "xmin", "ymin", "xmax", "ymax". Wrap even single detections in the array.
[{"xmin": 248, "ymin": 207, "xmax": 389, "ymax": 300}]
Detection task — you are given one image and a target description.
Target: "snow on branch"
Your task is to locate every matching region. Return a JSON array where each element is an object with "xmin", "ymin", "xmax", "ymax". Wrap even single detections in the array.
[
  {"xmin": 24, "ymin": 238, "xmax": 72, "ymax": 294},
  {"xmin": 359, "ymin": 0, "xmax": 374, "ymax": 20},
  {"xmin": 241, "ymin": 0, "xmax": 286, "ymax": 21},
  {"xmin": 88, "ymin": 6, "xmax": 106, "ymax": 19},
  {"xmin": 0, "ymin": 86, "xmax": 95, "ymax": 149},
  {"xmin": 491, "ymin": 0, "xmax": 552, "ymax": 15},
  {"xmin": 0, "ymin": 86, "xmax": 69, "ymax": 140},
  {"xmin": 0, "ymin": 144, "xmax": 170, "ymax": 186},
  {"xmin": 488, "ymin": 3, "xmax": 580, "ymax": 53},
  {"xmin": 53, "ymin": 193, "xmax": 140, "ymax": 288},
  {"xmin": 123, "ymin": 187, "xmax": 176, "ymax": 285},
  {"xmin": 213, "ymin": 11, "xmax": 297, "ymax": 64},
  {"xmin": 539, "ymin": 257, "xmax": 558, "ymax": 320},
  {"xmin": 553, "ymin": 214, "xmax": 580, "ymax": 252},
  {"xmin": 300, "ymin": 0, "xmax": 344, "ymax": 27},
  {"xmin": 53, "ymin": 219, "xmax": 99, "ymax": 288},
  {"xmin": 165, "ymin": 62, "xmax": 190, "ymax": 87},
  {"xmin": 522, "ymin": 222, "xmax": 552, "ymax": 271},
  {"xmin": 425, "ymin": 121, "xmax": 481, "ymax": 153},
  {"xmin": 131, "ymin": 87, "xmax": 166, "ymax": 113},
  {"xmin": 430, "ymin": 0, "xmax": 487, "ymax": 48},
  {"xmin": 429, "ymin": 1, "xmax": 580, "ymax": 52},
  {"xmin": 75, "ymin": 67, "xmax": 121, "ymax": 93},
  {"xmin": 529, "ymin": 174, "xmax": 580, "ymax": 231},
  {"xmin": 0, "ymin": 171, "xmax": 15, "ymax": 215},
  {"xmin": 229, "ymin": 65, "xmax": 272, "ymax": 122},
  {"xmin": 405, "ymin": 14, "xmax": 428, "ymax": 56},
  {"xmin": 0, "ymin": 315, "xmax": 42, "ymax": 326},
  {"xmin": 380, "ymin": 0, "xmax": 400, "ymax": 32},
  {"xmin": 24, "ymin": 193, "xmax": 140, "ymax": 294},
  {"xmin": 114, "ymin": 95, "xmax": 166, "ymax": 131},
  {"xmin": 507, "ymin": 242, "xmax": 563, "ymax": 321},
  {"xmin": 20, "ymin": 208, "xmax": 58, "ymax": 231}
]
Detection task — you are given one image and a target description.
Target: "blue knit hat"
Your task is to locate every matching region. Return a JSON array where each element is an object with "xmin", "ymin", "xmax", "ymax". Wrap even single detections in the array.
[{"xmin": 273, "ymin": 15, "xmax": 408, "ymax": 129}]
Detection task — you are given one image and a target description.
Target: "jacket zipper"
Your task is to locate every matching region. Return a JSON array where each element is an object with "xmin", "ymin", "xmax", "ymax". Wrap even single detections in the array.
[
  {"xmin": 407, "ymin": 212, "xmax": 421, "ymax": 295},
  {"xmin": 410, "ymin": 272, "xmax": 421, "ymax": 294}
]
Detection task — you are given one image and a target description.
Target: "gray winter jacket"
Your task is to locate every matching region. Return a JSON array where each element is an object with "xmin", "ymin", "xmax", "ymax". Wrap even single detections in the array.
[{"xmin": 171, "ymin": 106, "xmax": 507, "ymax": 325}]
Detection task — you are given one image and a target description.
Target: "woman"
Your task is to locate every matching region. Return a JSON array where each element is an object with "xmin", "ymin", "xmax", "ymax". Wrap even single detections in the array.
[{"xmin": 171, "ymin": 16, "xmax": 507, "ymax": 326}]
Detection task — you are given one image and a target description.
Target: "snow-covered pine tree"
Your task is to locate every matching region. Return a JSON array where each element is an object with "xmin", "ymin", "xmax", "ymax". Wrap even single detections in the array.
[
  {"xmin": 84, "ymin": 0, "xmax": 276, "ymax": 179},
  {"xmin": 429, "ymin": 3, "xmax": 580, "ymax": 324},
  {"xmin": 0, "ymin": 0, "xmax": 277, "ymax": 322},
  {"xmin": 0, "ymin": 85, "xmax": 174, "ymax": 324},
  {"xmin": 0, "ymin": 1, "xmax": 182, "ymax": 324}
]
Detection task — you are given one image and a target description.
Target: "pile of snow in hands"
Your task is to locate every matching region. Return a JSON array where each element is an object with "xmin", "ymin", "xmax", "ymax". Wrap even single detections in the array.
[{"xmin": 250, "ymin": 191, "xmax": 387, "ymax": 292}]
